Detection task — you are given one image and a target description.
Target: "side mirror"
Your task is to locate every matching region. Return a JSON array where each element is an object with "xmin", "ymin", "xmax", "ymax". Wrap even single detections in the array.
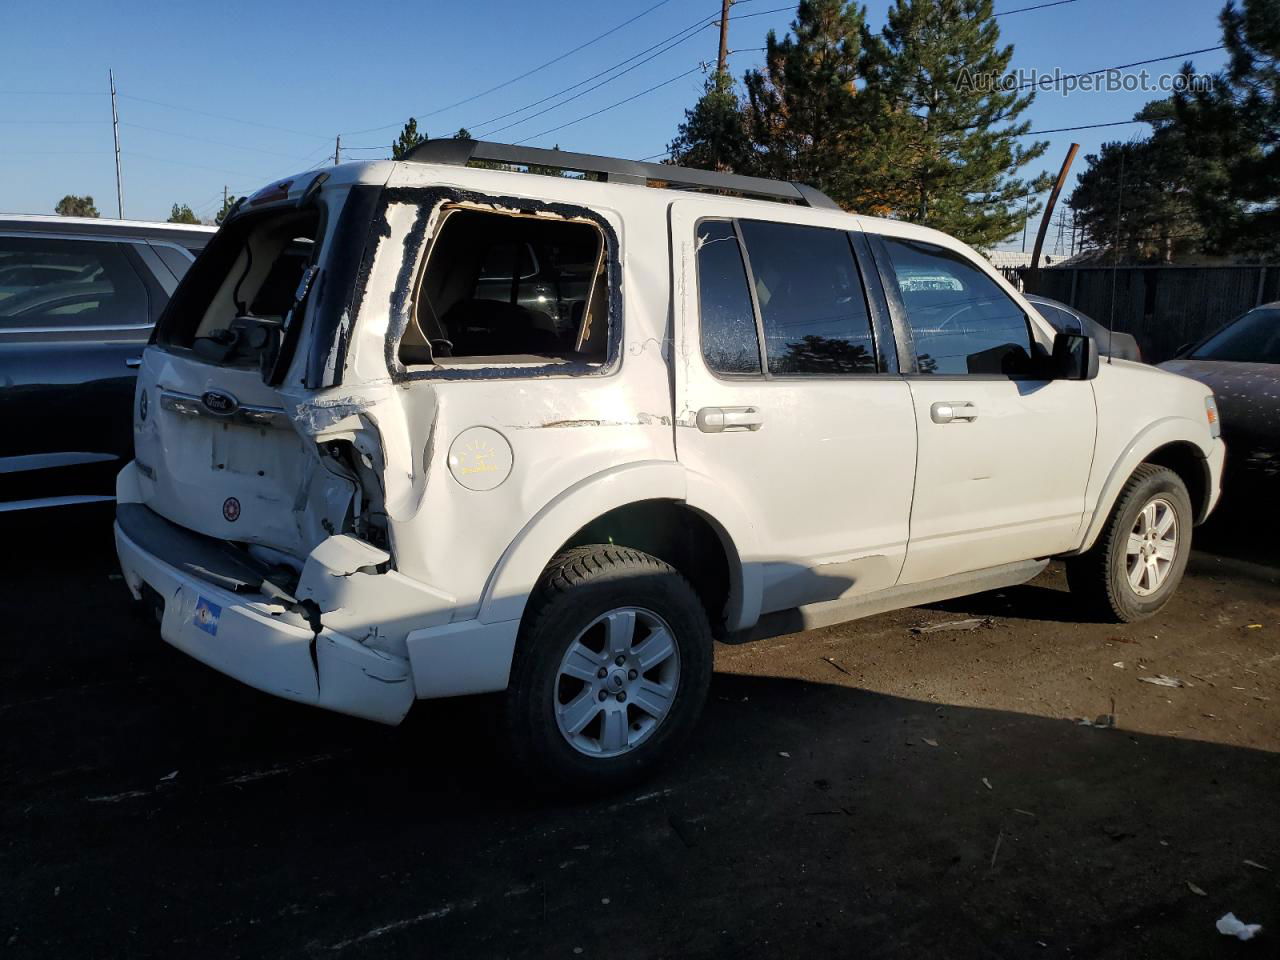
[{"xmin": 1052, "ymin": 332, "xmax": 1099, "ymax": 380}]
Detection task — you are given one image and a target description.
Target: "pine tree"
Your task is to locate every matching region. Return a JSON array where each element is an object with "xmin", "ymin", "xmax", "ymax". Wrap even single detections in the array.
[
  {"xmin": 215, "ymin": 194, "xmax": 241, "ymax": 226},
  {"xmin": 860, "ymin": 0, "xmax": 1050, "ymax": 249},
  {"xmin": 1174, "ymin": 0, "xmax": 1279, "ymax": 256},
  {"xmin": 54, "ymin": 194, "xmax": 99, "ymax": 218},
  {"xmin": 668, "ymin": 71, "xmax": 751, "ymax": 172},
  {"xmin": 167, "ymin": 203, "xmax": 200, "ymax": 224},
  {"xmin": 1068, "ymin": 101, "xmax": 1205, "ymax": 263},
  {"xmin": 741, "ymin": 0, "xmax": 871, "ymax": 207},
  {"xmin": 392, "ymin": 117, "xmax": 427, "ymax": 160}
]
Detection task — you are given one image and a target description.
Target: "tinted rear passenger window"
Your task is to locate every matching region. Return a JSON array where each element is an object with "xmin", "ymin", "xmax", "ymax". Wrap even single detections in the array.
[
  {"xmin": 696, "ymin": 220, "xmax": 761, "ymax": 375},
  {"xmin": 0, "ymin": 236, "xmax": 148, "ymax": 330},
  {"xmin": 738, "ymin": 220, "xmax": 876, "ymax": 375},
  {"xmin": 151, "ymin": 244, "xmax": 196, "ymax": 281}
]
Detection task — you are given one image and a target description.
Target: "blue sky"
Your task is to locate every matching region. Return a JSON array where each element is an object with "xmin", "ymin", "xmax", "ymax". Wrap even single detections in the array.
[{"xmin": 1, "ymin": 0, "xmax": 1228, "ymax": 248}]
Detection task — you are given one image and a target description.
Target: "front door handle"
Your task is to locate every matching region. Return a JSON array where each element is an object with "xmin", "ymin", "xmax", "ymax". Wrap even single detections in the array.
[
  {"xmin": 125, "ymin": 356, "xmax": 142, "ymax": 369},
  {"xmin": 696, "ymin": 406, "xmax": 764, "ymax": 433},
  {"xmin": 930, "ymin": 401, "xmax": 978, "ymax": 424}
]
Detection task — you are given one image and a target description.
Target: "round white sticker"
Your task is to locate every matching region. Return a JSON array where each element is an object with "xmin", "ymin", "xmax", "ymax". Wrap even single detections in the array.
[{"xmin": 447, "ymin": 427, "xmax": 514, "ymax": 492}]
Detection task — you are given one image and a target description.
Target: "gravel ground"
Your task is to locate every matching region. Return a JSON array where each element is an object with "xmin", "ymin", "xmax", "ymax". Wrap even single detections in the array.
[{"xmin": 2, "ymin": 496, "xmax": 1277, "ymax": 959}]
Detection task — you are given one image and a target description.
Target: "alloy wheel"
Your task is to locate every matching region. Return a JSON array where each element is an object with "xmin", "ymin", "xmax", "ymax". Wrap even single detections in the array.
[
  {"xmin": 553, "ymin": 607, "xmax": 681, "ymax": 758},
  {"xmin": 1125, "ymin": 497, "xmax": 1179, "ymax": 597}
]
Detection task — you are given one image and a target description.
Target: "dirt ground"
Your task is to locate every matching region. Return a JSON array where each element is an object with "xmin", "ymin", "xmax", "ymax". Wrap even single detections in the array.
[{"xmin": 2, "ymin": 493, "xmax": 1278, "ymax": 959}]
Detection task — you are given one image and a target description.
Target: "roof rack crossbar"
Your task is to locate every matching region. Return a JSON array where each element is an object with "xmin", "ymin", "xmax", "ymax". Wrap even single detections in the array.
[{"xmin": 403, "ymin": 139, "xmax": 842, "ymax": 211}]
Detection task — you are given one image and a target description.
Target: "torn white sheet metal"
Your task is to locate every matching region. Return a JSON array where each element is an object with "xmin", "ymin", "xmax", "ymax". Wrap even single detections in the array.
[
  {"xmin": 115, "ymin": 522, "xmax": 413, "ymax": 724},
  {"xmin": 298, "ymin": 534, "xmax": 455, "ymax": 658},
  {"xmin": 285, "ymin": 382, "xmax": 439, "ymax": 524}
]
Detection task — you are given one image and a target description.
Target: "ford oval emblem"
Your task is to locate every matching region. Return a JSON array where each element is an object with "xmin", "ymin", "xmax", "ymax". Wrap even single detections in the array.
[{"xmin": 202, "ymin": 390, "xmax": 239, "ymax": 415}]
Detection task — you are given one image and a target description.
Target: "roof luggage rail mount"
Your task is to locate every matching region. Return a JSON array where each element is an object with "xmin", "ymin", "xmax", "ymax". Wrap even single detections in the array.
[{"xmin": 403, "ymin": 138, "xmax": 843, "ymax": 211}]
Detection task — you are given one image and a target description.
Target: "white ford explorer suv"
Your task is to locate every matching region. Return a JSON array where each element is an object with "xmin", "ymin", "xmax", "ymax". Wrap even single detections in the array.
[{"xmin": 115, "ymin": 140, "xmax": 1224, "ymax": 787}]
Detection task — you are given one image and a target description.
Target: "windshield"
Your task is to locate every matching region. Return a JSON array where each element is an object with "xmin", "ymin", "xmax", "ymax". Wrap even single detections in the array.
[{"xmin": 1191, "ymin": 307, "xmax": 1280, "ymax": 363}]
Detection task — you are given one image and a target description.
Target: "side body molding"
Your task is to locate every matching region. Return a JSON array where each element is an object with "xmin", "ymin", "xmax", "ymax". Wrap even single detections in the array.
[{"xmin": 683, "ymin": 468, "xmax": 762, "ymax": 632}]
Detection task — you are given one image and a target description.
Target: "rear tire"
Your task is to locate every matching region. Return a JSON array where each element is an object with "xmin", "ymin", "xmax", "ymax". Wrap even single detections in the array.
[
  {"xmin": 1066, "ymin": 464, "xmax": 1193, "ymax": 622},
  {"xmin": 504, "ymin": 545, "xmax": 713, "ymax": 791}
]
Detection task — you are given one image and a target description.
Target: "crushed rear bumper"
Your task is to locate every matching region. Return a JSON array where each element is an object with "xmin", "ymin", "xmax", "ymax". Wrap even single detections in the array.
[{"xmin": 114, "ymin": 503, "xmax": 415, "ymax": 725}]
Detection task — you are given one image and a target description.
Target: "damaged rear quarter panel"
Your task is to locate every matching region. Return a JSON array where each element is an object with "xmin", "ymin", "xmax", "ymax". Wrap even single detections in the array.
[{"xmin": 334, "ymin": 166, "xmax": 679, "ymax": 611}]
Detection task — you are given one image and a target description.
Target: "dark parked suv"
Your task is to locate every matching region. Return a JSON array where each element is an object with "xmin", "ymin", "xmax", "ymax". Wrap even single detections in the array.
[{"xmin": 0, "ymin": 214, "xmax": 215, "ymax": 514}]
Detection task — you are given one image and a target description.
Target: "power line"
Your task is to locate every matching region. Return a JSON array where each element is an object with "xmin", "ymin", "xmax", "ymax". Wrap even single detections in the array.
[
  {"xmin": 515, "ymin": 64, "xmax": 706, "ymax": 145},
  {"xmin": 343, "ymin": 0, "xmax": 680, "ymax": 136},
  {"xmin": 118, "ymin": 94, "xmax": 331, "ymax": 140},
  {"xmin": 1014, "ymin": 45, "xmax": 1225, "ymax": 91},
  {"xmin": 122, "ymin": 150, "xmax": 276, "ymax": 180},
  {"xmin": 1018, "ymin": 119, "xmax": 1144, "ymax": 136},
  {"xmin": 479, "ymin": 21, "xmax": 716, "ymax": 137},
  {"xmin": 0, "ymin": 89, "xmax": 107, "ymax": 96},
  {"xmin": 0, "ymin": 118, "xmax": 107, "ymax": 124},
  {"xmin": 470, "ymin": 4, "xmax": 794, "ymax": 139},
  {"xmin": 120, "ymin": 122, "xmax": 307, "ymax": 159},
  {"xmin": 471, "ymin": 11, "xmax": 721, "ymax": 134},
  {"xmin": 994, "ymin": 0, "xmax": 1079, "ymax": 15}
]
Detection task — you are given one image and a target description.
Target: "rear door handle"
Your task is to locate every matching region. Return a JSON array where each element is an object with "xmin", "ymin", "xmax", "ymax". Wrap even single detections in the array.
[
  {"xmin": 696, "ymin": 406, "xmax": 764, "ymax": 433},
  {"xmin": 125, "ymin": 356, "xmax": 142, "ymax": 369},
  {"xmin": 930, "ymin": 401, "xmax": 978, "ymax": 424}
]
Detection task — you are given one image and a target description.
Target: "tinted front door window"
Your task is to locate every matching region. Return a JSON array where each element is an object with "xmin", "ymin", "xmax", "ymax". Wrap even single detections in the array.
[{"xmin": 880, "ymin": 237, "xmax": 1032, "ymax": 375}]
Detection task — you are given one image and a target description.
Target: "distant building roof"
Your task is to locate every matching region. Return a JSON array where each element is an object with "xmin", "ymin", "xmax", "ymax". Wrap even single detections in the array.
[{"xmin": 987, "ymin": 251, "xmax": 1032, "ymax": 268}]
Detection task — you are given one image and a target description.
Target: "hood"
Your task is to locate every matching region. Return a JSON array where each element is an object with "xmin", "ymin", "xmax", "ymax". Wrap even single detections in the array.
[{"xmin": 1159, "ymin": 358, "xmax": 1280, "ymax": 450}]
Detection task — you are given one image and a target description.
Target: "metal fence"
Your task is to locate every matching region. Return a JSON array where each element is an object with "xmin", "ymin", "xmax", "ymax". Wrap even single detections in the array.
[{"xmin": 1010, "ymin": 264, "xmax": 1279, "ymax": 363}]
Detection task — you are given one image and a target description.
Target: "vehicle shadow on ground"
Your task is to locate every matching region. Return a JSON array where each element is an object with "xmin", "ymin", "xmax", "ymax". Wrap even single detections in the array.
[
  {"xmin": 1193, "ymin": 476, "xmax": 1280, "ymax": 570},
  {"xmin": 4, "ymin": 507, "xmax": 1278, "ymax": 958},
  {"xmin": 923, "ymin": 575, "xmax": 1092, "ymax": 625},
  {"xmin": 923, "ymin": 479, "xmax": 1279, "ymax": 626},
  {"xmin": 5, "ymin": 609, "xmax": 1278, "ymax": 959}
]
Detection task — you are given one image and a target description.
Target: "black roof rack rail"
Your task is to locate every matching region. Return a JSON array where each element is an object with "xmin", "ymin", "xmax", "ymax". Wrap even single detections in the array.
[{"xmin": 403, "ymin": 138, "xmax": 843, "ymax": 211}]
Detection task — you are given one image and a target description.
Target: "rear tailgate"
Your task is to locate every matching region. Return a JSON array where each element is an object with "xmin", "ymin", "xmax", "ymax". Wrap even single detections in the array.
[{"xmin": 132, "ymin": 348, "xmax": 354, "ymax": 558}]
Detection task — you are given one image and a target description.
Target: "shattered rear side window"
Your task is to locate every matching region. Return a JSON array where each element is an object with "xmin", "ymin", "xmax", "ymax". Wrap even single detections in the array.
[
  {"xmin": 402, "ymin": 206, "xmax": 609, "ymax": 369},
  {"xmin": 696, "ymin": 219, "xmax": 761, "ymax": 375}
]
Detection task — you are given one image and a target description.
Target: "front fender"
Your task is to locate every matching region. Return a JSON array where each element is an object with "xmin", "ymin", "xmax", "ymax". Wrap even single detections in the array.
[{"xmin": 1074, "ymin": 416, "xmax": 1215, "ymax": 554}]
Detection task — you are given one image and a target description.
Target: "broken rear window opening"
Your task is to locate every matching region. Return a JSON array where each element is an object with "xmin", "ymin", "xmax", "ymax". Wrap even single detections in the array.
[
  {"xmin": 401, "ymin": 205, "xmax": 610, "ymax": 370},
  {"xmin": 153, "ymin": 206, "xmax": 324, "ymax": 383}
]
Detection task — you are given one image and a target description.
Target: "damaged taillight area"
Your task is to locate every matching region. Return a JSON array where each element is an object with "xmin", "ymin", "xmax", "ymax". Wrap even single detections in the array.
[{"xmin": 317, "ymin": 438, "xmax": 389, "ymax": 550}]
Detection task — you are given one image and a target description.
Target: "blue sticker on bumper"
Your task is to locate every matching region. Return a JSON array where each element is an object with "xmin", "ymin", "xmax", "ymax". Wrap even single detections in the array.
[{"xmin": 193, "ymin": 596, "xmax": 221, "ymax": 636}]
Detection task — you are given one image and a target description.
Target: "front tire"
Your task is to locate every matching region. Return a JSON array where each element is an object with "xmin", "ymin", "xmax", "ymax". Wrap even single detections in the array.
[
  {"xmin": 504, "ymin": 546, "xmax": 713, "ymax": 791},
  {"xmin": 1066, "ymin": 464, "xmax": 1193, "ymax": 622}
]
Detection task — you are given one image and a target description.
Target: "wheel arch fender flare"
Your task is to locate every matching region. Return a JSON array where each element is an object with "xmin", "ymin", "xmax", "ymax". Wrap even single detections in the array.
[
  {"xmin": 683, "ymin": 467, "xmax": 762, "ymax": 632},
  {"xmin": 476, "ymin": 460, "xmax": 761, "ymax": 632},
  {"xmin": 1075, "ymin": 417, "xmax": 1212, "ymax": 554}
]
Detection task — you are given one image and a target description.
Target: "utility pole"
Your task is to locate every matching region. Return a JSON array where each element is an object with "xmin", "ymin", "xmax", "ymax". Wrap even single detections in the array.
[
  {"xmin": 1021, "ymin": 199, "xmax": 1029, "ymax": 252},
  {"xmin": 109, "ymin": 69, "xmax": 124, "ymax": 219},
  {"xmin": 1028, "ymin": 142, "xmax": 1079, "ymax": 290},
  {"xmin": 716, "ymin": 0, "xmax": 731, "ymax": 75},
  {"xmin": 334, "ymin": 134, "xmax": 341, "ymax": 166}
]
